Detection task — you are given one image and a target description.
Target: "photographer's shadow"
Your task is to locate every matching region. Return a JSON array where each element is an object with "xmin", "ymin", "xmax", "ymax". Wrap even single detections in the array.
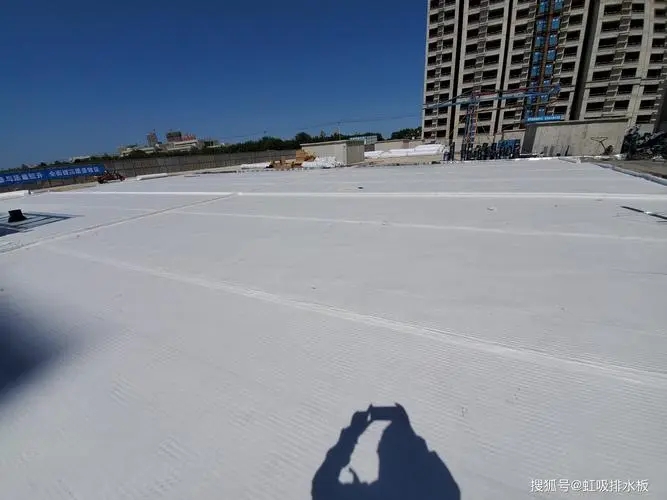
[{"xmin": 312, "ymin": 404, "xmax": 460, "ymax": 500}]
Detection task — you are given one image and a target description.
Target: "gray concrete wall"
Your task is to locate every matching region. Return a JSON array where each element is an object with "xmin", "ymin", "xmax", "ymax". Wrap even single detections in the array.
[
  {"xmin": 346, "ymin": 142, "xmax": 365, "ymax": 164},
  {"xmin": 0, "ymin": 150, "xmax": 298, "ymax": 193},
  {"xmin": 301, "ymin": 140, "xmax": 364, "ymax": 165},
  {"xmin": 374, "ymin": 140, "xmax": 410, "ymax": 151},
  {"xmin": 107, "ymin": 150, "xmax": 297, "ymax": 178},
  {"xmin": 523, "ymin": 119, "xmax": 630, "ymax": 156}
]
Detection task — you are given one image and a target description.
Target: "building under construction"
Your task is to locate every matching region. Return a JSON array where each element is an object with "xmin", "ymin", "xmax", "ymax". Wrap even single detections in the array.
[{"xmin": 422, "ymin": 0, "xmax": 667, "ymax": 149}]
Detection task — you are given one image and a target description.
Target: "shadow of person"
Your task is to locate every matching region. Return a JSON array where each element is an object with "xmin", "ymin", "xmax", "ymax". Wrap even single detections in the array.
[{"xmin": 312, "ymin": 404, "xmax": 460, "ymax": 500}]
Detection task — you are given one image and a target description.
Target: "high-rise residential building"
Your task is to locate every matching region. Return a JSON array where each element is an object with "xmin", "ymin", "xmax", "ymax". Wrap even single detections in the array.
[
  {"xmin": 147, "ymin": 131, "xmax": 159, "ymax": 147},
  {"xmin": 422, "ymin": 0, "xmax": 667, "ymax": 145},
  {"xmin": 166, "ymin": 130, "xmax": 183, "ymax": 143}
]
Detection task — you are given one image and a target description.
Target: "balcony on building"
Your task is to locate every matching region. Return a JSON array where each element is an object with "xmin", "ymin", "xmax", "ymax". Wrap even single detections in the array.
[{"xmin": 597, "ymin": 37, "xmax": 617, "ymax": 53}]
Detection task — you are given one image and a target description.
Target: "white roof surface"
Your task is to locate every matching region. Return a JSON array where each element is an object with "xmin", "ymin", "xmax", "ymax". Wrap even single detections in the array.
[{"xmin": 1, "ymin": 160, "xmax": 666, "ymax": 499}]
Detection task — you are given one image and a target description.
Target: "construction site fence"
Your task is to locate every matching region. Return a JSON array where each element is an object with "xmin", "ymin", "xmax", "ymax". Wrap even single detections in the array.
[{"xmin": 0, "ymin": 150, "xmax": 299, "ymax": 193}]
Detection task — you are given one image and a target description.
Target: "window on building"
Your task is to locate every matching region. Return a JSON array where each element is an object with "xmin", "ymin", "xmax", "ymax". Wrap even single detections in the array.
[
  {"xmin": 564, "ymin": 46, "xmax": 578, "ymax": 57},
  {"xmin": 510, "ymin": 68, "xmax": 522, "ymax": 79},
  {"xmin": 484, "ymin": 54, "xmax": 500, "ymax": 65},
  {"xmin": 478, "ymin": 112, "xmax": 493, "ymax": 121},
  {"xmin": 625, "ymin": 52, "xmax": 640, "ymax": 63},
  {"xmin": 599, "ymin": 38, "xmax": 616, "ymax": 49},
  {"xmin": 514, "ymin": 39, "xmax": 527, "ymax": 50},
  {"xmin": 569, "ymin": 14, "xmax": 583, "ymax": 25},
  {"xmin": 636, "ymin": 115, "xmax": 652, "ymax": 124},
  {"xmin": 517, "ymin": 8, "xmax": 529, "ymax": 19},
  {"xmin": 549, "ymin": 34, "xmax": 558, "ymax": 47},
  {"xmin": 567, "ymin": 30, "xmax": 580, "ymax": 41},
  {"xmin": 482, "ymin": 69, "xmax": 498, "ymax": 80},
  {"xmin": 653, "ymin": 38, "xmax": 666, "ymax": 48},
  {"xmin": 656, "ymin": 24, "xmax": 666, "ymax": 33},
  {"xmin": 554, "ymin": 0, "xmax": 564, "ymax": 12},
  {"xmin": 544, "ymin": 64, "xmax": 554, "ymax": 76},
  {"xmin": 618, "ymin": 85, "xmax": 634, "ymax": 94},
  {"xmin": 551, "ymin": 16, "xmax": 561, "ymax": 30},
  {"xmin": 640, "ymin": 99, "xmax": 655, "ymax": 110},
  {"xmin": 489, "ymin": 8, "xmax": 504, "ymax": 20},
  {"xmin": 647, "ymin": 68, "xmax": 662, "ymax": 78},
  {"xmin": 488, "ymin": 23, "xmax": 503, "ymax": 35},
  {"xmin": 592, "ymin": 70, "xmax": 611, "ymax": 81},
  {"xmin": 538, "ymin": 1, "xmax": 548, "ymax": 14},
  {"xmin": 531, "ymin": 65, "xmax": 540, "ymax": 77},
  {"xmin": 650, "ymin": 53, "xmax": 664, "ymax": 63},
  {"xmin": 547, "ymin": 49, "xmax": 556, "ymax": 62},
  {"xmin": 536, "ymin": 19, "xmax": 546, "ymax": 32},
  {"xmin": 595, "ymin": 54, "xmax": 614, "ymax": 65},
  {"xmin": 487, "ymin": 39, "xmax": 502, "ymax": 50},
  {"xmin": 628, "ymin": 35, "xmax": 643, "ymax": 45},
  {"xmin": 586, "ymin": 102, "xmax": 604, "ymax": 112},
  {"xmin": 614, "ymin": 101, "xmax": 630, "ymax": 111},
  {"xmin": 604, "ymin": 4, "xmax": 622, "ymax": 15},
  {"xmin": 630, "ymin": 19, "xmax": 644, "ymax": 29},
  {"xmin": 511, "ymin": 53, "xmax": 523, "ymax": 64},
  {"xmin": 533, "ymin": 51, "xmax": 543, "ymax": 63},
  {"xmin": 621, "ymin": 68, "xmax": 637, "ymax": 78},
  {"xmin": 632, "ymin": 3, "xmax": 645, "ymax": 12},
  {"xmin": 560, "ymin": 76, "xmax": 573, "ymax": 86},
  {"xmin": 644, "ymin": 85, "xmax": 659, "ymax": 94},
  {"xmin": 602, "ymin": 21, "xmax": 621, "ymax": 32},
  {"xmin": 589, "ymin": 87, "xmax": 607, "ymax": 97},
  {"xmin": 535, "ymin": 36, "xmax": 545, "ymax": 49}
]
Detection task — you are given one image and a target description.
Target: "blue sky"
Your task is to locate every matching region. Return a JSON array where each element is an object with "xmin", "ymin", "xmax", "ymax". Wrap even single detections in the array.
[{"xmin": 0, "ymin": 0, "xmax": 427, "ymax": 167}]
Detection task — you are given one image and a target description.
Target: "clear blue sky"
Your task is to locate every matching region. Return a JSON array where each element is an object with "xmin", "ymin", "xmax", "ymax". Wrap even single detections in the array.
[{"xmin": 0, "ymin": 0, "xmax": 427, "ymax": 167}]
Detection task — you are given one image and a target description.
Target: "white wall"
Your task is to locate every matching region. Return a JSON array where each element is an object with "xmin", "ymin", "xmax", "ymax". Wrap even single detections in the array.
[{"xmin": 301, "ymin": 141, "xmax": 364, "ymax": 165}]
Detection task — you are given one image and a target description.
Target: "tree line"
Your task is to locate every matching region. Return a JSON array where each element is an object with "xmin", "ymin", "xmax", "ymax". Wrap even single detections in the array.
[{"xmin": 10, "ymin": 127, "xmax": 423, "ymax": 171}]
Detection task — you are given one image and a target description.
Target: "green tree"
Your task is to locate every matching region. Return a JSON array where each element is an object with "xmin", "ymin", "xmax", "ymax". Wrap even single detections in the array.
[
  {"xmin": 390, "ymin": 127, "xmax": 422, "ymax": 140},
  {"xmin": 294, "ymin": 132, "xmax": 313, "ymax": 144}
]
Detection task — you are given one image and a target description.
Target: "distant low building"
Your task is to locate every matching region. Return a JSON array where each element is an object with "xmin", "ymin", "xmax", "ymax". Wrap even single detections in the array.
[
  {"xmin": 118, "ymin": 146, "xmax": 159, "ymax": 157},
  {"xmin": 68, "ymin": 155, "xmax": 92, "ymax": 163},
  {"xmin": 349, "ymin": 135, "xmax": 379, "ymax": 145},
  {"xmin": 163, "ymin": 139, "xmax": 201, "ymax": 153}
]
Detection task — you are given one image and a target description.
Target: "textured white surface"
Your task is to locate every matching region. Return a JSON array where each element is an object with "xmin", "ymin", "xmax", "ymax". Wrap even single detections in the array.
[{"xmin": 1, "ymin": 160, "xmax": 666, "ymax": 499}]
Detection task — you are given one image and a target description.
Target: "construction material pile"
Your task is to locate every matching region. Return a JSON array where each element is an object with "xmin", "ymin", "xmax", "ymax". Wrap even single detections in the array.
[
  {"xmin": 238, "ymin": 162, "xmax": 271, "ymax": 170},
  {"xmin": 302, "ymin": 156, "xmax": 343, "ymax": 169},
  {"xmin": 365, "ymin": 144, "xmax": 446, "ymax": 159}
]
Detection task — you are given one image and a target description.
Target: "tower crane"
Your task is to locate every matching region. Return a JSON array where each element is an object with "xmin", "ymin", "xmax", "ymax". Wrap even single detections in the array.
[{"xmin": 424, "ymin": 84, "xmax": 562, "ymax": 158}]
